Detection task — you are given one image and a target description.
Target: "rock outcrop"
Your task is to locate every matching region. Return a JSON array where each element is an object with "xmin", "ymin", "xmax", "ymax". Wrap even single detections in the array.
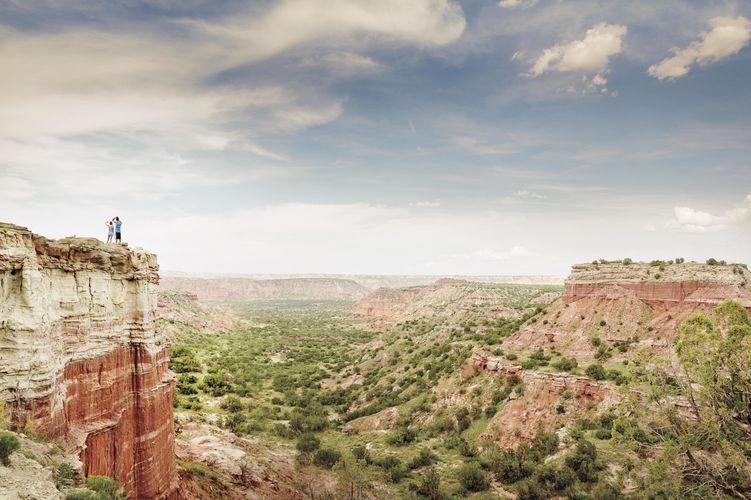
[
  {"xmin": 464, "ymin": 351, "xmax": 618, "ymax": 447},
  {"xmin": 503, "ymin": 262, "xmax": 751, "ymax": 359},
  {"xmin": 0, "ymin": 223, "xmax": 177, "ymax": 498}
]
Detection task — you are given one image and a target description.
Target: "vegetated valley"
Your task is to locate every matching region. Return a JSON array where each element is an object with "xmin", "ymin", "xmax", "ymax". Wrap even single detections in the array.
[{"xmin": 160, "ymin": 261, "xmax": 751, "ymax": 500}]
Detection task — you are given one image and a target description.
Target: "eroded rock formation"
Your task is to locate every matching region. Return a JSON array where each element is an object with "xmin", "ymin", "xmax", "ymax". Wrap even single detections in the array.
[
  {"xmin": 0, "ymin": 223, "xmax": 177, "ymax": 498},
  {"xmin": 504, "ymin": 262, "xmax": 751, "ymax": 359},
  {"xmin": 464, "ymin": 351, "xmax": 618, "ymax": 447}
]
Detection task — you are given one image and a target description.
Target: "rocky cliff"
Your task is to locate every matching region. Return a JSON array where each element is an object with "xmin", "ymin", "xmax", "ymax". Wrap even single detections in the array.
[
  {"xmin": 0, "ymin": 223, "xmax": 177, "ymax": 498},
  {"xmin": 503, "ymin": 261, "xmax": 751, "ymax": 359}
]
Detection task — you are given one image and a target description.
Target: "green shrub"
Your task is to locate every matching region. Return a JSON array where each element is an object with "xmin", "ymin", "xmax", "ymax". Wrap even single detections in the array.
[
  {"xmin": 409, "ymin": 447, "xmax": 437, "ymax": 469},
  {"xmin": 55, "ymin": 463, "xmax": 78, "ymax": 487},
  {"xmin": 585, "ymin": 364, "xmax": 606, "ymax": 381},
  {"xmin": 0, "ymin": 432, "xmax": 20, "ymax": 466},
  {"xmin": 66, "ymin": 476, "xmax": 126, "ymax": 500},
  {"xmin": 595, "ymin": 429, "xmax": 612, "ymax": 440},
  {"xmin": 457, "ymin": 462, "xmax": 489, "ymax": 492},
  {"xmin": 313, "ymin": 448, "xmax": 342, "ymax": 469},
  {"xmin": 296, "ymin": 433, "xmax": 320, "ymax": 453},
  {"xmin": 417, "ymin": 467, "xmax": 445, "ymax": 499},
  {"xmin": 352, "ymin": 445, "xmax": 369, "ymax": 462},
  {"xmin": 553, "ymin": 357, "xmax": 577, "ymax": 372},
  {"xmin": 65, "ymin": 491, "xmax": 99, "ymax": 500},
  {"xmin": 535, "ymin": 464, "xmax": 575, "ymax": 493}
]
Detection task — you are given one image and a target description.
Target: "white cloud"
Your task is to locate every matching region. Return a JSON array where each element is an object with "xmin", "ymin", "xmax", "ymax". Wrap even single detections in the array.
[
  {"xmin": 648, "ymin": 16, "xmax": 751, "ymax": 80},
  {"xmin": 528, "ymin": 22, "xmax": 627, "ymax": 77},
  {"xmin": 410, "ymin": 201, "xmax": 442, "ymax": 208},
  {"xmin": 499, "ymin": 0, "xmax": 538, "ymax": 8},
  {"xmin": 666, "ymin": 191, "xmax": 751, "ymax": 232},
  {"xmin": 514, "ymin": 190, "xmax": 546, "ymax": 199},
  {"xmin": 641, "ymin": 224, "xmax": 657, "ymax": 232},
  {"xmin": 306, "ymin": 52, "xmax": 383, "ymax": 75},
  {"xmin": 189, "ymin": 0, "xmax": 466, "ymax": 62}
]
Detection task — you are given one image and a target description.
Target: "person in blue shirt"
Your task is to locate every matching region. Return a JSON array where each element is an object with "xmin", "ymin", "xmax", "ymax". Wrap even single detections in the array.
[{"xmin": 112, "ymin": 217, "xmax": 123, "ymax": 244}]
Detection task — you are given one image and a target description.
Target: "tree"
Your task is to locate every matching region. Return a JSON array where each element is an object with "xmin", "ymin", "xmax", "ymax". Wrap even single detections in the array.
[
  {"xmin": 671, "ymin": 301, "xmax": 751, "ymax": 497},
  {"xmin": 0, "ymin": 432, "xmax": 19, "ymax": 466},
  {"xmin": 620, "ymin": 301, "xmax": 751, "ymax": 498}
]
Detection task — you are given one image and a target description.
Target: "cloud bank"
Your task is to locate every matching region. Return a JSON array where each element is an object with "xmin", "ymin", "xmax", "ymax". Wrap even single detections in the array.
[{"xmin": 666, "ymin": 191, "xmax": 751, "ymax": 232}]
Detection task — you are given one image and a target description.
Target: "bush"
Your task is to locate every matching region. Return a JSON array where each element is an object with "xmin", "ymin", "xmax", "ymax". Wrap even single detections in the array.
[
  {"xmin": 457, "ymin": 462, "xmax": 489, "ymax": 492},
  {"xmin": 387, "ymin": 427, "xmax": 416, "ymax": 446},
  {"xmin": 65, "ymin": 492, "xmax": 98, "ymax": 500},
  {"xmin": 595, "ymin": 429, "xmax": 612, "ymax": 440},
  {"xmin": 535, "ymin": 464, "xmax": 575, "ymax": 493},
  {"xmin": 55, "ymin": 463, "xmax": 78, "ymax": 487},
  {"xmin": 66, "ymin": 476, "xmax": 126, "ymax": 500},
  {"xmin": 495, "ymin": 448, "xmax": 533, "ymax": 483},
  {"xmin": 553, "ymin": 357, "xmax": 577, "ymax": 372},
  {"xmin": 352, "ymin": 445, "xmax": 369, "ymax": 462},
  {"xmin": 564, "ymin": 440, "xmax": 601, "ymax": 483},
  {"xmin": 417, "ymin": 467, "xmax": 445, "ymax": 499},
  {"xmin": 220, "ymin": 395, "xmax": 243, "ymax": 413},
  {"xmin": 296, "ymin": 433, "xmax": 320, "ymax": 453},
  {"xmin": 409, "ymin": 447, "xmax": 436, "ymax": 469},
  {"xmin": 0, "ymin": 432, "xmax": 20, "ymax": 466},
  {"xmin": 585, "ymin": 364, "xmax": 606, "ymax": 381},
  {"xmin": 313, "ymin": 448, "xmax": 342, "ymax": 469}
]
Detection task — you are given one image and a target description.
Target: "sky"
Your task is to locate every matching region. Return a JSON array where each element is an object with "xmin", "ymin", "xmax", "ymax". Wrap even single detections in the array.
[{"xmin": 1, "ymin": 0, "xmax": 750, "ymax": 275}]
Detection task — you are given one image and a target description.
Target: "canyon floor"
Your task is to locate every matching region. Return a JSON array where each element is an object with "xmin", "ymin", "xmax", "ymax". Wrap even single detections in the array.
[{"xmin": 3, "ymin": 261, "xmax": 750, "ymax": 499}]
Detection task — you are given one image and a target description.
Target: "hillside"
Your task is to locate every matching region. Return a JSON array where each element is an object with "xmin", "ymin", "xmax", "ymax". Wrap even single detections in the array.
[
  {"xmin": 503, "ymin": 260, "xmax": 751, "ymax": 361},
  {"xmin": 353, "ymin": 279, "xmax": 561, "ymax": 327}
]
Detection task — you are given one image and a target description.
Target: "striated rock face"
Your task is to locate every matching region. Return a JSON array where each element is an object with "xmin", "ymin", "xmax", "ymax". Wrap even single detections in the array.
[
  {"xmin": 503, "ymin": 262, "xmax": 751, "ymax": 359},
  {"xmin": 0, "ymin": 223, "xmax": 177, "ymax": 499}
]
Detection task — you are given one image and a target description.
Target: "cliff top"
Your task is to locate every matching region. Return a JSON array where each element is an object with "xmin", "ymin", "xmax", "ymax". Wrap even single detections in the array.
[
  {"xmin": 569, "ymin": 260, "xmax": 750, "ymax": 285},
  {"xmin": 0, "ymin": 221, "xmax": 158, "ymax": 278}
]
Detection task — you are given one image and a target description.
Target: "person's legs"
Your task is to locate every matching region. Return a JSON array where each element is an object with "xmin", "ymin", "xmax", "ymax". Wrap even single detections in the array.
[
  {"xmin": 116, "ymin": 232, "xmax": 121, "ymax": 244},
  {"xmin": 107, "ymin": 234, "xmax": 112, "ymax": 243}
]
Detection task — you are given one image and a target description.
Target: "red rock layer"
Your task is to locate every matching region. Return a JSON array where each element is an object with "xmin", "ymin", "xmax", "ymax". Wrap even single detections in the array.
[{"xmin": 12, "ymin": 347, "xmax": 177, "ymax": 499}]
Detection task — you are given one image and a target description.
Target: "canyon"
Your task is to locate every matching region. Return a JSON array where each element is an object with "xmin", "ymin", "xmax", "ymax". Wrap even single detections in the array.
[{"xmin": 0, "ymin": 223, "xmax": 177, "ymax": 498}]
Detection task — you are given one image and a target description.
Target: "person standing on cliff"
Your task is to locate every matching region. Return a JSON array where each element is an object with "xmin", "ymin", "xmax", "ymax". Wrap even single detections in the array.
[
  {"xmin": 105, "ymin": 220, "xmax": 114, "ymax": 244},
  {"xmin": 113, "ymin": 217, "xmax": 123, "ymax": 244}
]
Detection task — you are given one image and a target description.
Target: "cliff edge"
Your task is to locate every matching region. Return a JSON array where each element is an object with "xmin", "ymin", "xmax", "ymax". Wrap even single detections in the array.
[{"xmin": 0, "ymin": 222, "xmax": 177, "ymax": 498}]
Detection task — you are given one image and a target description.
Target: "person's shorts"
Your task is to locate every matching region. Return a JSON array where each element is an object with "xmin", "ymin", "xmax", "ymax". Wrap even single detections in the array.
[{"xmin": 116, "ymin": 232, "xmax": 122, "ymax": 240}]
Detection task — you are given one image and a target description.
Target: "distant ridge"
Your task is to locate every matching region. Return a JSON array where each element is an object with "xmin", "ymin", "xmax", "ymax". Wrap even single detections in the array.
[
  {"xmin": 161, "ymin": 271, "xmax": 566, "ymax": 290},
  {"xmin": 160, "ymin": 276, "xmax": 371, "ymax": 302}
]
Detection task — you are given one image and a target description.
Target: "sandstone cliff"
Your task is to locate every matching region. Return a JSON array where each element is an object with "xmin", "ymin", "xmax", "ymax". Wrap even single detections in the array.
[
  {"xmin": 503, "ymin": 261, "xmax": 751, "ymax": 359},
  {"xmin": 0, "ymin": 223, "xmax": 177, "ymax": 498}
]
